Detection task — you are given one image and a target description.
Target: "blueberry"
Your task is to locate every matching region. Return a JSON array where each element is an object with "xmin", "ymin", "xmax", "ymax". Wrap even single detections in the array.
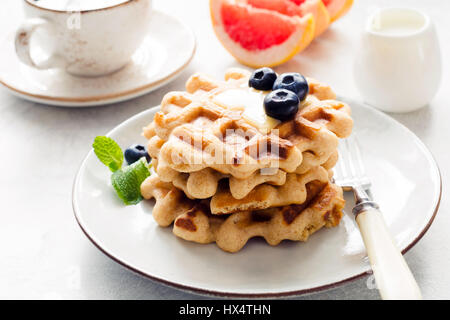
[
  {"xmin": 264, "ymin": 89, "xmax": 299, "ymax": 121},
  {"xmin": 272, "ymin": 72, "xmax": 309, "ymax": 101},
  {"xmin": 124, "ymin": 144, "xmax": 151, "ymax": 165},
  {"xmin": 249, "ymin": 67, "xmax": 277, "ymax": 91}
]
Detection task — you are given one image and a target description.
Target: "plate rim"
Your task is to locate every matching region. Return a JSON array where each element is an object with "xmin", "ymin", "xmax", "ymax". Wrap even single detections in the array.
[
  {"xmin": 72, "ymin": 100, "xmax": 442, "ymax": 298},
  {"xmin": 0, "ymin": 10, "xmax": 196, "ymax": 107}
]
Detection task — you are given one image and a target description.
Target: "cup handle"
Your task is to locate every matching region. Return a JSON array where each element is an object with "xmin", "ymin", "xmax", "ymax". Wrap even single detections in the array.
[{"xmin": 15, "ymin": 17, "xmax": 63, "ymax": 70}]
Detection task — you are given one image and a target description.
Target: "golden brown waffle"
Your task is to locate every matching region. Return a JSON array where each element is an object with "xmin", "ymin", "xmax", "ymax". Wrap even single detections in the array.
[
  {"xmin": 143, "ymin": 70, "xmax": 349, "ymax": 200},
  {"xmin": 148, "ymin": 134, "xmax": 286, "ymax": 199},
  {"xmin": 210, "ymin": 166, "xmax": 330, "ymax": 214},
  {"xmin": 154, "ymin": 98, "xmax": 303, "ymax": 178},
  {"xmin": 140, "ymin": 175, "xmax": 345, "ymax": 253},
  {"xmin": 150, "ymin": 153, "xmax": 333, "ymax": 213},
  {"xmin": 143, "ymin": 68, "xmax": 352, "ymax": 178},
  {"xmin": 140, "ymin": 175, "xmax": 195, "ymax": 227},
  {"xmin": 149, "ymin": 135, "xmax": 338, "ymax": 200}
]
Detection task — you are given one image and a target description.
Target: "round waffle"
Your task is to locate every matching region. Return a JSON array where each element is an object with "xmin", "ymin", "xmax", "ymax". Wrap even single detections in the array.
[
  {"xmin": 141, "ymin": 175, "xmax": 345, "ymax": 253},
  {"xmin": 142, "ymin": 68, "xmax": 352, "ymax": 200}
]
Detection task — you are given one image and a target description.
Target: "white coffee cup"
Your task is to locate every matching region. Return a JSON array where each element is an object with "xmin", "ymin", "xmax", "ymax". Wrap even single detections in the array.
[
  {"xmin": 354, "ymin": 7, "xmax": 441, "ymax": 113},
  {"xmin": 15, "ymin": 0, "xmax": 153, "ymax": 77}
]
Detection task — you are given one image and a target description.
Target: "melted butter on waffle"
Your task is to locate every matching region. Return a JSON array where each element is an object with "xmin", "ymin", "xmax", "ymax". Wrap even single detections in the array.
[{"xmin": 212, "ymin": 85, "xmax": 280, "ymax": 133}]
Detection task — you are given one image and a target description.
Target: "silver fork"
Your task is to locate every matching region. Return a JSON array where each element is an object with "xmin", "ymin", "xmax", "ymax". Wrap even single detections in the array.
[{"xmin": 335, "ymin": 135, "xmax": 422, "ymax": 300}]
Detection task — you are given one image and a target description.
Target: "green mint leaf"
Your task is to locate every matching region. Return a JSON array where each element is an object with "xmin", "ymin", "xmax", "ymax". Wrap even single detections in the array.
[
  {"xmin": 92, "ymin": 136, "xmax": 124, "ymax": 172},
  {"xmin": 111, "ymin": 158, "xmax": 150, "ymax": 205}
]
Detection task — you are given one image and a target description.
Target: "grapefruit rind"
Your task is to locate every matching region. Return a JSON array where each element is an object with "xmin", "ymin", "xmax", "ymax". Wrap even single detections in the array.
[
  {"xmin": 323, "ymin": 0, "xmax": 353, "ymax": 22},
  {"xmin": 249, "ymin": 0, "xmax": 330, "ymax": 38},
  {"xmin": 210, "ymin": 0, "xmax": 315, "ymax": 68},
  {"xmin": 299, "ymin": 0, "xmax": 330, "ymax": 36}
]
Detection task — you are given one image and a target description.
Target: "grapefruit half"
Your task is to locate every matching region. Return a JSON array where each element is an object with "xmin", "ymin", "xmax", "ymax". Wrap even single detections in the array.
[
  {"xmin": 247, "ymin": 0, "xmax": 330, "ymax": 37},
  {"xmin": 210, "ymin": 0, "xmax": 315, "ymax": 68},
  {"xmin": 322, "ymin": 0, "xmax": 353, "ymax": 22}
]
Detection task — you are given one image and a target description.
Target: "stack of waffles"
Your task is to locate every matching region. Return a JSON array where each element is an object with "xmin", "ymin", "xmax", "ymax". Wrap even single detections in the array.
[{"xmin": 140, "ymin": 68, "xmax": 353, "ymax": 253}]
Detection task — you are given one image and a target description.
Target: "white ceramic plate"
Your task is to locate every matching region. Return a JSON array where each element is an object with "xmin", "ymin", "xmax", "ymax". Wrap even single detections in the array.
[
  {"xmin": 72, "ymin": 98, "xmax": 441, "ymax": 297},
  {"xmin": 0, "ymin": 10, "xmax": 195, "ymax": 107}
]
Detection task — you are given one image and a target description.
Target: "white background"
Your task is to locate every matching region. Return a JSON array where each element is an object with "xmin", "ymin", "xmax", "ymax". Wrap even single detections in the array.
[{"xmin": 0, "ymin": 0, "xmax": 448, "ymax": 299}]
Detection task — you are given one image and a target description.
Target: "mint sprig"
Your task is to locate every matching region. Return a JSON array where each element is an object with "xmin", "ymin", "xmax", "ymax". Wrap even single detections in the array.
[
  {"xmin": 111, "ymin": 158, "xmax": 150, "ymax": 205},
  {"xmin": 92, "ymin": 136, "xmax": 151, "ymax": 205},
  {"xmin": 93, "ymin": 136, "xmax": 124, "ymax": 172}
]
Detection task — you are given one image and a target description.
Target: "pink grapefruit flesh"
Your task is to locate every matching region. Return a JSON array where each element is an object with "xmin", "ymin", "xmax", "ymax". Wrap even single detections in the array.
[
  {"xmin": 248, "ymin": 0, "xmax": 330, "ymax": 37},
  {"xmin": 210, "ymin": 0, "xmax": 315, "ymax": 68},
  {"xmin": 322, "ymin": 0, "xmax": 353, "ymax": 22},
  {"xmin": 221, "ymin": 1, "xmax": 298, "ymax": 50}
]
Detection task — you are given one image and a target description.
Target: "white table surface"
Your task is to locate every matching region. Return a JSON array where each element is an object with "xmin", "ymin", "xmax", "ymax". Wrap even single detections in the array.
[{"xmin": 0, "ymin": 0, "xmax": 448, "ymax": 300}]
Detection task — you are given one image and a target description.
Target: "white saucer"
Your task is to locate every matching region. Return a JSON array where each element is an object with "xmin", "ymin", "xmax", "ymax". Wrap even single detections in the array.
[
  {"xmin": 0, "ymin": 10, "xmax": 196, "ymax": 107},
  {"xmin": 72, "ymin": 98, "xmax": 441, "ymax": 298}
]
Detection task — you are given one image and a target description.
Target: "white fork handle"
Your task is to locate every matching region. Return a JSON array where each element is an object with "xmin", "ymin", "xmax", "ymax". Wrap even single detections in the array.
[{"xmin": 356, "ymin": 207, "xmax": 422, "ymax": 300}]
